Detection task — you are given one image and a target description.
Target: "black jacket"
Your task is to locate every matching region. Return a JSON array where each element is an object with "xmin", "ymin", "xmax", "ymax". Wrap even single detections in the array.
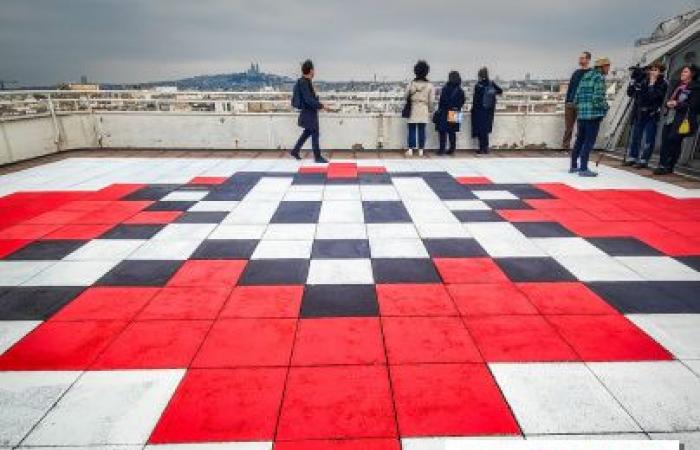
[
  {"xmin": 295, "ymin": 77, "xmax": 323, "ymax": 131},
  {"xmin": 471, "ymin": 80, "xmax": 503, "ymax": 137},
  {"xmin": 435, "ymin": 82, "xmax": 466, "ymax": 132},
  {"xmin": 628, "ymin": 76, "xmax": 668, "ymax": 121},
  {"xmin": 665, "ymin": 80, "xmax": 700, "ymax": 138}
]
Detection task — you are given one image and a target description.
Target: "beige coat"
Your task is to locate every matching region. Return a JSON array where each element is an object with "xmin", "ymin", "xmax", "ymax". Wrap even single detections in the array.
[{"xmin": 406, "ymin": 80, "xmax": 435, "ymax": 124}]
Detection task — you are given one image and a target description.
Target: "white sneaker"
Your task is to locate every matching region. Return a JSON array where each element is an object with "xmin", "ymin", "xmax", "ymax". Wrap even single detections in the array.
[
  {"xmin": 418, "ymin": 149, "xmax": 424, "ymax": 157},
  {"xmin": 405, "ymin": 148, "xmax": 413, "ymax": 157}
]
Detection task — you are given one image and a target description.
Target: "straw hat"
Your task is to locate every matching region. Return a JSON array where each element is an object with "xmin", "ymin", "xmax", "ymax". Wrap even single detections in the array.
[{"xmin": 595, "ymin": 57, "xmax": 611, "ymax": 67}]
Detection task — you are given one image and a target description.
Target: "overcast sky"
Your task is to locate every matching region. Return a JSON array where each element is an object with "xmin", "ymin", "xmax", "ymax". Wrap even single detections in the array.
[{"xmin": 1, "ymin": 0, "xmax": 697, "ymax": 86}]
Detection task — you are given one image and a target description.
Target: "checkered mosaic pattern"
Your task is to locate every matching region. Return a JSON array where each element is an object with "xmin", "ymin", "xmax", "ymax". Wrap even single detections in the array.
[{"xmin": 1, "ymin": 161, "xmax": 700, "ymax": 449}]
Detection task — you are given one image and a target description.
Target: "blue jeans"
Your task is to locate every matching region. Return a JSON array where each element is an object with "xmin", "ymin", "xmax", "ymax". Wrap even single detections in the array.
[
  {"xmin": 571, "ymin": 118, "xmax": 601, "ymax": 171},
  {"xmin": 293, "ymin": 128, "xmax": 321, "ymax": 159},
  {"xmin": 627, "ymin": 116, "xmax": 658, "ymax": 163},
  {"xmin": 408, "ymin": 123, "xmax": 426, "ymax": 149}
]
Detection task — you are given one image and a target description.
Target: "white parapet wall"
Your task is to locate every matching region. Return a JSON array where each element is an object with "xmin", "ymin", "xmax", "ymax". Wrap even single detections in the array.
[{"xmin": 1, "ymin": 111, "xmax": 565, "ymax": 165}]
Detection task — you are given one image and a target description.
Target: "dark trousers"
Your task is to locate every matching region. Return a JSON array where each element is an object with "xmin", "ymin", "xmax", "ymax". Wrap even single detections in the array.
[
  {"xmin": 408, "ymin": 123, "xmax": 426, "ymax": 149},
  {"xmin": 628, "ymin": 116, "xmax": 659, "ymax": 163},
  {"xmin": 571, "ymin": 118, "xmax": 601, "ymax": 171},
  {"xmin": 439, "ymin": 131, "xmax": 456, "ymax": 152},
  {"xmin": 659, "ymin": 125, "xmax": 685, "ymax": 171},
  {"xmin": 293, "ymin": 128, "xmax": 321, "ymax": 159},
  {"xmin": 563, "ymin": 103, "xmax": 577, "ymax": 149},
  {"xmin": 476, "ymin": 131, "xmax": 490, "ymax": 152}
]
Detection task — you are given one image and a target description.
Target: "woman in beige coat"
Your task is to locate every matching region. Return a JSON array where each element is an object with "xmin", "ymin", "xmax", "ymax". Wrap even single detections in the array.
[{"xmin": 405, "ymin": 60, "xmax": 435, "ymax": 157}]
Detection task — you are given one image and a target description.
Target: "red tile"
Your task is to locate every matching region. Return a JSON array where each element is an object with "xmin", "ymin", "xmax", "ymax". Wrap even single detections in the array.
[
  {"xmin": 525, "ymin": 199, "xmax": 574, "ymax": 210},
  {"xmin": 636, "ymin": 231, "xmax": 700, "ymax": 256},
  {"xmin": 137, "ymin": 286, "xmax": 231, "ymax": 320},
  {"xmin": 542, "ymin": 208, "xmax": 598, "ymax": 222},
  {"xmin": 292, "ymin": 318, "xmax": 385, "ymax": 366},
  {"xmin": 123, "ymin": 211, "xmax": 183, "ymax": 225},
  {"xmin": 51, "ymin": 287, "xmax": 159, "ymax": 321},
  {"xmin": 0, "ymin": 223, "xmax": 62, "ymax": 240},
  {"xmin": 547, "ymin": 315, "xmax": 673, "ymax": 361},
  {"xmin": 357, "ymin": 166, "xmax": 387, "ymax": 174},
  {"xmin": 42, "ymin": 224, "xmax": 114, "ymax": 240},
  {"xmin": 464, "ymin": 315, "xmax": 579, "ymax": 362},
  {"xmin": 516, "ymin": 282, "xmax": 617, "ymax": 315},
  {"xmin": 447, "ymin": 283, "xmax": 538, "ymax": 316},
  {"xmin": 299, "ymin": 166, "xmax": 327, "ymax": 174},
  {"xmin": 558, "ymin": 220, "xmax": 633, "ymax": 238},
  {"xmin": 275, "ymin": 439, "xmax": 400, "ymax": 450},
  {"xmin": 92, "ymin": 320, "xmax": 210, "ymax": 369},
  {"xmin": 220, "ymin": 285, "xmax": 303, "ymax": 318},
  {"xmin": 0, "ymin": 321, "xmax": 128, "ymax": 370},
  {"xmin": 73, "ymin": 201, "xmax": 151, "ymax": 224},
  {"xmin": 382, "ymin": 316, "xmax": 482, "ymax": 364},
  {"xmin": 0, "ymin": 239, "xmax": 31, "ymax": 258},
  {"xmin": 149, "ymin": 367, "xmax": 286, "ymax": 442},
  {"xmin": 433, "ymin": 258, "xmax": 510, "ymax": 284},
  {"xmin": 24, "ymin": 210, "xmax": 89, "ymax": 225},
  {"xmin": 56, "ymin": 200, "xmax": 114, "ymax": 212},
  {"xmin": 656, "ymin": 221, "xmax": 700, "ymax": 238},
  {"xmin": 376, "ymin": 283, "xmax": 458, "ymax": 316},
  {"xmin": 277, "ymin": 366, "xmax": 396, "ymax": 440},
  {"xmin": 391, "ymin": 363, "xmax": 520, "ymax": 437},
  {"xmin": 87, "ymin": 184, "xmax": 146, "ymax": 201},
  {"xmin": 189, "ymin": 176, "xmax": 228, "ymax": 185},
  {"xmin": 167, "ymin": 260, "xmax": 247, "ymax": 287},
  {"xmin": 456, "ymin": 176, "xmax": 492, "ymax": 185},
  {"xmin": 192, "ymin": 318, "xmax": 296, "ymax": 367},
  {"xmin": 497, "ymin": 209, "xmax": 552, "ymax": 222}
]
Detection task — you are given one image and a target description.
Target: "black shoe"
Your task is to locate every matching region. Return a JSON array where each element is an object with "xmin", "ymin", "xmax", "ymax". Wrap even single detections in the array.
[
  {"xmin": 290, "ymin": 151, "xmax": 301, "ymax": 160},
  {"xmin": 436, "ymin": 151, "xmax": 446, "ymax": 156},
  {"xmin": 622, "ymin": 160, "xmax": 635, "ymax": 167},
  {"xmin": 653, "ymin": 167, "xmax": 670, "ymax": 175},
  {"xmin": 634, "ymin": 162, "xmax": 648, "ymax": 169},
  {"xmin": 446, "ymin": 150, "xmax": 455, "ymax": 155},
  {"xmin": 314, "ymin": 156, "xmax": 328, "ymax": 164}
]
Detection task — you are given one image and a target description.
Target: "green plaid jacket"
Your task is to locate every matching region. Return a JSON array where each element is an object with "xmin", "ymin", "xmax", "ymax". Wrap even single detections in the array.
[{"xmin": 574, "ymin": 69, "xmax": 608, "ymax": 120}]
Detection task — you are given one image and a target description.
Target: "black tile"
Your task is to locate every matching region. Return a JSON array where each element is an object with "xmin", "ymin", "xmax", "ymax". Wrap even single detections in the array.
[
  {"xmin": 587, "ymin": 238, "xmax": 663, "ymax": 257},
  {"xmin": 292, "ymin": 174, "xmax": 326, "ymax": 185},
  {"xmin": 0, "ymin": 287, "xmax": 84, "ymax": 320},
  {"xmin": 4, "ymin": 240, "xmax": 86, "ymax": 260},
  {"xmin": 453, "ymin": 210, "xmax": 503, "ymax": 222},
  {"xmin": 514, "ymin": 222, "xmax": 576, "ymax": 238},
  {"xmin": 96, "ymin": 260, "xmax": 184, "ymax": 286},
  {"xmin": 123, "ymin": 185, "xmax": 180, "ymax": 201},
  {"xmin": 312, "ymin": 240, "xmax": 370, "ymax": 259},
  {"xmin": 238, "ymin": 259, "xmax": 309, "ymax": 285},
  {"xmin": 508, "ymin": 187, "xmax": 555, "ymax": 200},
  {"xmin": 175, "ymin": 212, "xmax": 228, "ymax": 224},
  {"xmin": 483, "ymin": 200, "xmax": 533, "ymax": 210},
  {"xmin": 676, "ymin": 257, "xmax": 700, "ymax": 272},
  {"xmin": 145, "ymin": 201, "xmax": 197, "ymax": 212},
  {"xmin": 371, "ymin": 258, "xmax": 441, "ymax": 283},
  {"xmin": 362, "ymin": 201, "xmax": 411, "ymax": 223},
  {"xmin": 325, "ymin": 178, "xmax": 361, "ymax": 185},
  {"xmin": 203, "ymin": 187, "xmax": 255, "ymax": 201},
  {"xmin": 587, "ymin": 281, "xmax": 697, "ymax": 314},
  {"xmin": 99, "ymin": 224, "xmax": 164, "ymax": 240},
  {"xmin": 191, "ymin": 240, "xmax": 258, "ymax": 259},
  {"xmin": 495, "ymin": 257, "xmax": 577, "ymax": 282},
  {"xmin": 423, "ymin": 239, "xmax": 488, "ymax": 258},
  {"xmin": 358, "ymin": 173, "xmax": 392, "ymax": 185},
  {"xmin": 271, "ymin": 202, "xmax": 322, "ymax": 224},
  {"xmin": 301, "ymin": 285, "xmax": 378, "ymax": 318},
  {"xmin": 423, "ymin": 177, "xmax": 476, "ymax": 200}
]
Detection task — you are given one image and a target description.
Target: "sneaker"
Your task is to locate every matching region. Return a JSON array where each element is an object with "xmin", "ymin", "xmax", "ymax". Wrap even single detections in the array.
[
  {"xmin": 578, "ymin": 169, "xmax": 598, "ymax": 177},
  {"xmin": 290, "ymin": 151, "xmax": 301, "ymax": 161},
  {"xmin": 418, "ymin": 149, "xmax": 424, "ymax": 157},
  {"xmin": 314, "ymin": 156, "xmax": 328, "ymax": 164},
  {"xmin": 405, "ymin": 149, "xmax": 413, "ymax": 158},
  {"xmin": 568, "ymin": 167, "xmax": 579, "ymax": 173}
]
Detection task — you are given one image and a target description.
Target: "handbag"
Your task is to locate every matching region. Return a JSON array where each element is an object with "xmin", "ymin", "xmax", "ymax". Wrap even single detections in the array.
[
  {"xmin": 678, "ymin": 112, "xmax": 691, "ymax": 135},
  {"xmin": 401, "ymin": 83, "xmax": 412, "ymax": 119}
]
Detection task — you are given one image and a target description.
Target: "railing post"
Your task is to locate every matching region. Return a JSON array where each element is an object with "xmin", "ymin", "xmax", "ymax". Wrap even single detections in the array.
[{"xmin": 47, "ymin": 94, "xmax": 62, "ymax": 151}]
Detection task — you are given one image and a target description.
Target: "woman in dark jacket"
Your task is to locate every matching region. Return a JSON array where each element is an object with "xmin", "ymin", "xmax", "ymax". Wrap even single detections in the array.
[
  {"xmin": 435, "ymin": 71, "xmax": 466, "ymax": 155},
  {"xmin": 471, "ymin": 67, "xmax": 503, "ymax": 154},
  {"xmin": 654, "ymin": 64, "xmax": 700, "ymax": 175}
]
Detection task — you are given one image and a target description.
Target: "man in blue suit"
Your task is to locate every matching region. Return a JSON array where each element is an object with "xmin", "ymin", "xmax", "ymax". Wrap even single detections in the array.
[{"xmin": 291, "ymin": 59, "xmax": 328, "ymax": 163}]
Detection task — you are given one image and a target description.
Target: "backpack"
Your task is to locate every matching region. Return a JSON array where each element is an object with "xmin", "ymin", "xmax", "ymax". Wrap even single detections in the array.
[
  {"xmin": 482, "ymin": 82, "xmax": 497, "ymax": 110},
  {"xmin": 291, "ymin": 80, "xmax": 303, "ymax": 109}
]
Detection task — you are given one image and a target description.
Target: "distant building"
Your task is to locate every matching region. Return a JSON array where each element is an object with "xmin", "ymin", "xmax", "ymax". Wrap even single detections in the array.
[{"xmin": 59, "ymin": 83, "xmax": 100, "ymax": 91}]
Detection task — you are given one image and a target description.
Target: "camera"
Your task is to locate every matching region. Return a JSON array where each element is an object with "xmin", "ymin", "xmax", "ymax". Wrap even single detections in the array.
[{"xmin": 628, "ymin": 65, "xmax": 647, "ymax": 84}]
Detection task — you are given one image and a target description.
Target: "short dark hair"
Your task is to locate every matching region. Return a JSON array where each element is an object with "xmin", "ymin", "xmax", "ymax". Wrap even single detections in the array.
[
  {"xmin": 448, "ymin": 71, "xmax": 462, "ymax": 85},
  {"xmin": 301, "ymin": 59, "xmax": 314, "ymax": 75},
  {"xmin": 686, "ymin": 64, "xmax": 700, "ymax": 81},
  {"xmin": 414, "ymin": 60, "xmax": 430, "ymax": 80},
  {"xmin": 583, "ymin": 51, "xmax": 592, "ymax": 60},
  {"xmin": 478, "ymin": 67, "xmax": 489, "ymax": 81}
]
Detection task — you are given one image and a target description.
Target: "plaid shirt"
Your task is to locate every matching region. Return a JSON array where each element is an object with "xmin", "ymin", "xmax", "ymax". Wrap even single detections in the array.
[{"xmin": 574, "ymin": 69, "xmax": 608, "ymax": 120}]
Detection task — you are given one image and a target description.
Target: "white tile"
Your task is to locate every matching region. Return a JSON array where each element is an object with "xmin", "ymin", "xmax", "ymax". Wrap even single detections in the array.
[
  {"xmin": 161, "ymin": 191, "xmax": 208, "ymax": 201},
  {"xmin": 64, "ymin": 240, "xmax": 144, "ymax": 261},
  {"xmin": 262, "ymin": 224, "xmax": 316, "ymax": 240},
  {"xmin": 402, "ymin": 437, "xmax": 523, "ymax": 449},
  {"xmin": 404, "ymin": 201, "xmax": 458, "ymax": 224},
  {"xmin": 590, "ymin": 361, "xmax": 700, "ymax": 432},
  {"xmin": 366, "ymin": 223, "xmax": 418, "ymax": 239},
  {"xmin": 315, "ymin": 223, "xmax": 367, "ymax": 240},
  {"xmin": 616, "ymin": 257, "xmax": 700, "ymax": 281},
  {"xmin": 146, "ymin": 444, "xmax": 272, "ymax": 450},
  {"xmin": 0, "ymin": 371, "xmax": 81, "ymax": 446},
  {"xmin": 283, "ymin": 190, "xmax": 323, "ymax": 201},
  {"xmin": 152, "ymin": 224, "xmax": 215, "ymax": 241},
  {"xmin": 526, "ymin": 433, "xmax": 649, "ymax": 440},
  {"xmin": 0, "ymin": 262, "xmax": 55, "ymax": 287},
  {"xmin": 251, "ymin": 240, "xmax": 312, "ymax": 259},
  {"xmin": 628, "ymin": 315, "xmax": 700, "ymax": 360},
  {"xmin": 532, "ymin": 237, "xmax": 608, "ymax": 257},
  {"xmin": 24, "ymin": 369, "xmax": 184, "ymax": 446},
  {"xmin": 22, "ymin": 261, "xmax": 118, "ymax": 286},
  {"xmin": 307, "ymin": 259, "xmax": 374, "ymax": 284},
  {"xmin": 223, "ymin": 201, "xmax": 280, "ymax": 224},
  {"xmin": 0, "ymin": 321, "xmax": 40, "ymax": 354},
  {"xmin": 467, "ymin": 223, "xmax": 546, "ymax": 258},
  {"xmin": 208, "ymin": 224, "xmax": 266, "ymax": 240},
  {"xmin": 474, "ymin": 190, "xmax": 519, "ymax": 200},
  {"xmin": 187, "ymin": 201, "xmax": 239, "ymax": 212},
  {"xmin": 649, "ymin": 432, "xmax": 700, "ymax": 449},
  {"xmin": 360, "ymin": 185, "xmax": 400, "ymax": 201},
  {"xmin": 415, "ymin": 222, "xmax": 471, "ymax": 238},
  {"xmin": 685, "ymin": 360, "xmax": 700, "ymax": 377},
  {"xmin": 287, "ymin": 184, "xmax": 324, "ymax": 193},
  {"xmin": 323, "ymin": 185, "xmax": 361, "ymax": 200},
  {"xmin": 444, "ymin": 200, "xmax": 491, "ymax": 211},
  {"xmin": 19, "ymin": 446, "xmax": 142, "ymax": 450},
  {"xmin": 490, "ymin": 363, "xmax": 640, "ymax": 434},
  {"xmin": 553, "ymin": 255, "xmax": 644, "ymax": 282},
  {"xmin": 369, "ymin": 238, "xmax": 428, "ymax": 258},
  {"xmin": 127, "ymin": 240, "xmax": 200, "ymax": 260},
  {"xmin": 318, "ymin": 201, "xmax": 364, "ymax": 223},
  {"xmin": 392, "ymin": 177, "xmax": 441, "ymax": 201}
]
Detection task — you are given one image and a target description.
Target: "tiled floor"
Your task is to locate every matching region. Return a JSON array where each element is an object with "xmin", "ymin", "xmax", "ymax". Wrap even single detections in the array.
[{"xmin": 1, "ymin": 157, "xmax": 700, "ymax": 449}]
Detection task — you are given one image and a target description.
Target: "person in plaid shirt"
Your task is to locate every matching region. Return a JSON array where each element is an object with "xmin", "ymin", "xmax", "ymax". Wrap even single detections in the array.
[{"xmin": 571, "ymin": 57, "xmax": 611, "ymax": 177}]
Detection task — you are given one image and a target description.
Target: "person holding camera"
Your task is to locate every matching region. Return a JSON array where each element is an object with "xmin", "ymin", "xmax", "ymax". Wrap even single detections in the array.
[{"xmin": 624, "ymin": 62, "xmax": 668, "ymax": 169}]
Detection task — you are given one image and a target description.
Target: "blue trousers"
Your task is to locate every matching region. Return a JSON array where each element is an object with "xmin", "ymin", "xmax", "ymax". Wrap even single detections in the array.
[
  {"xmin": 627, "ymin": 116, "xmax": 659, "ymax": 163},
  {"xmin": 293, "ymin": 128, "xmax": 321, "ymax": 159},
  {"xmin": 408, "ymin": 123, "xmax": 426, "ymax": 149},
  {"xmin": 571, "ymin": 118, "xmax": 601, "ymax": 171}
]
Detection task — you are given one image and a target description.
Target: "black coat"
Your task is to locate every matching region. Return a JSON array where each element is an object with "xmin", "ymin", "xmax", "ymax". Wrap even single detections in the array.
[
  {"xmin": 296, "ymin": 77, "xmax": 323, "ymax": 131},
  {"xmin": 435, "ymin": 83, "xmax": 466, "ymax": 133},
  {"xmin": 628, "ymin": 76, "xmax": 668, "ymax": 121},
  {"xmin": 471, "ymin": 79, "xmax": 503, "ymax": 137},
  {"xmin": 665, "ymin": 80, "xmax": 700, "ymax": 138}
]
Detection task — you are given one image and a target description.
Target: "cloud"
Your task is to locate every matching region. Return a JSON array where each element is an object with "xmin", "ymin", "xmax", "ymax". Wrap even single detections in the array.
[{"xmin": 0, "ymin": 0, "xmax": 696, "ymax": 85}]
